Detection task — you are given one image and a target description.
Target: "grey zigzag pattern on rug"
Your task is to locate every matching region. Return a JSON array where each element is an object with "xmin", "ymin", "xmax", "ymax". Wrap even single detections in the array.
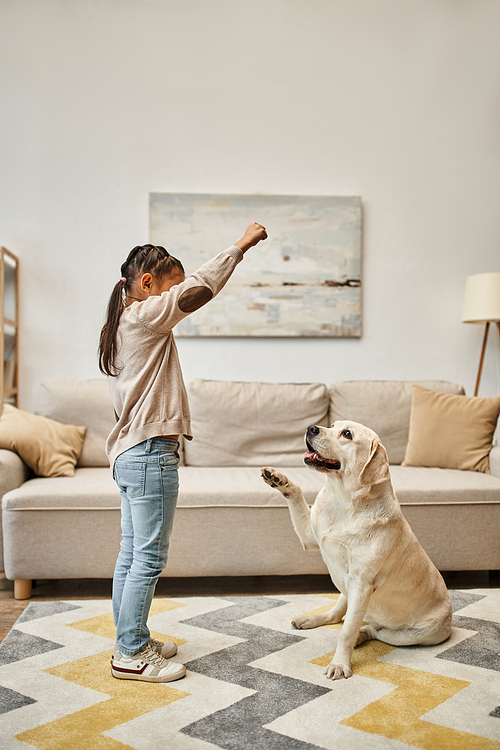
[
  {"xmin": 437, "ymin": 590, "xmax": 500, "ymax": 673},
  {"xmin": 181, "ymin": 596, "xmax": 330, "ymax": 749},
  {"xmin": 437, "ymin": 614, "xmax": 500, "ymax": 672},
  {"xmin": 0, "ymin": 601, "xmax": 82, "ymax": 666},
  {"xmin": 16, "ymin": 601, "xmax": 81, "ymax": 623},
  {"xmin": 0, "ymin": 630, "xmax": 64, "ymax": 666},
  {"xmin": 0, "ymin": 685, "xmax": 36, "ymax": 715}
]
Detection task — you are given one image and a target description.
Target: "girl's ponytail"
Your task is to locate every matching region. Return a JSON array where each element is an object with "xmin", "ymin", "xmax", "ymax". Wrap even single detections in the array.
[
  {"xmin": 98, "ymin": 279, "xmax": 127, "ymax": 377},
  {"xmin": 98, "ymin": 244, "xmax": 184, "ymax": 377}
]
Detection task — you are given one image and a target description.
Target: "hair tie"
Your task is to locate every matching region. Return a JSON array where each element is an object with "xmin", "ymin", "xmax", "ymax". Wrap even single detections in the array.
[{"xmin": 120, "ymin": 277, "xmax": 127, "ymax": 284}]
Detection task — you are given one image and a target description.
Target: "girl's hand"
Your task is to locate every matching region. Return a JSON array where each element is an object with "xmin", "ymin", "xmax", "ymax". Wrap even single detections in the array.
[{"xmin": 236, "ymin": 223, "xmax": 268, "ymax": 253}]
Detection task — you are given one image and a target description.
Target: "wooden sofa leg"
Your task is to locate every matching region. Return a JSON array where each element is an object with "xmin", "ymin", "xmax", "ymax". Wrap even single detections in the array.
[{"xmin": 14, "ymin": 579, "xmax": 32, "ymax": 600}]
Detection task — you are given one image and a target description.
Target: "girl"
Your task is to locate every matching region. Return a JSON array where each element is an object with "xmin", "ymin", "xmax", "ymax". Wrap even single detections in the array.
[{"xmin": 99, "ymin": 222, "xmax": 267, "ymax": 683}]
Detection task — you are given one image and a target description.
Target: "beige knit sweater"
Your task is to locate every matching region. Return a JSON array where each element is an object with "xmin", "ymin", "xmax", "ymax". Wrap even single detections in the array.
[{"xmin": 106, "ymin": 245, "xmax": 244, "ymax": 469}]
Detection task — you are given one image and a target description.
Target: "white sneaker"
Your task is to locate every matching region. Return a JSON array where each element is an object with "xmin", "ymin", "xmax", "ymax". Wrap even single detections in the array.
[
  {"xmin": 111, "ymin": 645, "xmax": 186, "ymax": 682},
  {"xmin": 113, "ymin": 637, "xmax": 178, "ymax": 660}
]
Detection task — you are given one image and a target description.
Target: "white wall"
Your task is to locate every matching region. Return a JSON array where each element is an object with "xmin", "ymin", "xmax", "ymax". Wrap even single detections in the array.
[{"xmin": 1, "ymin": 0, "xmax": 499, "ymax": 411}]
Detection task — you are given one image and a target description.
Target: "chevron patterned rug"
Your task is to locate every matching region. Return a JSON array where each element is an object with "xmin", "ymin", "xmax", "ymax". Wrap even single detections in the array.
[{"xmin": 0, "ymin": 590, "xmax": 499, "ymax": 749}]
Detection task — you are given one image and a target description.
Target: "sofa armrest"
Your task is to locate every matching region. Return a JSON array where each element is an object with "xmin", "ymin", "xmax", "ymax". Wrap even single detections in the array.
[
  {"xmin": 0, "ymin": 449, "xmax": 30, "ymax": 498},
  {"xmin": 490, "ymin": 445, "xmax": 500, "ymax": 478}
]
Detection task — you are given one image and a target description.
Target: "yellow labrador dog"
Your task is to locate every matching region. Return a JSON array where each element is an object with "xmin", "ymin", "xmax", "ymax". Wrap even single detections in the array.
[{"xmin": 261, "ymin": 421, "xmax": 452, "ymax": 681}]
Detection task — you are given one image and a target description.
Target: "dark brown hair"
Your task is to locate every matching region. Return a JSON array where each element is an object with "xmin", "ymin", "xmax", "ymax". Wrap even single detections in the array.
[{"xmin": 98, "ymin": 244, "xmax": 184, "ymax": 377}]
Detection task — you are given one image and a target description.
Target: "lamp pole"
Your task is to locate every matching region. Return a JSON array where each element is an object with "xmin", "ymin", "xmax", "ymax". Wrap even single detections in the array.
[{"xmin": 474, "ymin": 322, "xmax": 490, "ymax": 397}]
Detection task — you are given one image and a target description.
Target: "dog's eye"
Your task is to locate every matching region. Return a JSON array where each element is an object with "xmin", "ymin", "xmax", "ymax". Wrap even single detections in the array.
[{"xmin": 342, "ymin": 429, "xmax": 353, "ymax": 440}]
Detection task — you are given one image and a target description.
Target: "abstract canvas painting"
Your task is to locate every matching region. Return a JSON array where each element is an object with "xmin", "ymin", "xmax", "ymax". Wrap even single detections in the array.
[{"xmin": 149, "ymin": 193, "xmax": 362, "ymax": 337}]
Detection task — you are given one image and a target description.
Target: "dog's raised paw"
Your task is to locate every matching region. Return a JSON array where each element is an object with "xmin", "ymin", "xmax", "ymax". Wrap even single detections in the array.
[{"xmin": 261, "ymin": 467, "xmax": 289, "ymax": 490}]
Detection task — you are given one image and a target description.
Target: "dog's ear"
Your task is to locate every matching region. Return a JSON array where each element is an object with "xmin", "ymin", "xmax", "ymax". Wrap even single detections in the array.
[{"xmin": 359, "ymin": 439, "xmax": 390, "ymax": 486}]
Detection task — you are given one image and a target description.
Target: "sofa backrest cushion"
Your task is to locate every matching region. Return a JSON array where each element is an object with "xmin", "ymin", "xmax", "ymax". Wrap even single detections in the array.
[
  {"xmin": 184, "ymin": 379, "xmax": 330, "ymax": 467},
  {"xmin": 328, "ymin": 380, "xmax": 465, "ymax": 465},
  {"xmin": 35, "ymin": 379, "xmax": 115, "ymax": 467}
]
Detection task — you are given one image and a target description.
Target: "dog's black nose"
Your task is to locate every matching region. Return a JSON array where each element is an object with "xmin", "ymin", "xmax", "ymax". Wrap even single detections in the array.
[{"xmin": 307, "ymin": 425, "xmax": 320, "ymax": 436}]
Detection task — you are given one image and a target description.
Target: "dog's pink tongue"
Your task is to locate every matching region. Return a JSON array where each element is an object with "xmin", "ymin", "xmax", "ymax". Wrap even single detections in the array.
[{"xmin": 304, "ymin": 451, "xmax": 316, "ymax": 460}]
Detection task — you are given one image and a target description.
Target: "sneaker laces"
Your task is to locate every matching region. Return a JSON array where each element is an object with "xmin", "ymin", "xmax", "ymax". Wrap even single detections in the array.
[
  {"xmin": 148, "ymin": 636, "xmax": 163, "ymax": 649},
  {"xmin": 139, "ymin": 646, "xmax": 168, "ymax": 667}
]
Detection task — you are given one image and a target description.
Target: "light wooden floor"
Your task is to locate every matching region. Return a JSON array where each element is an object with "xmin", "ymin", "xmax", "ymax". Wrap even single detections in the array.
[{"xmin": 1, "ymin": 571, "xmax": 499, "ymax": 644}]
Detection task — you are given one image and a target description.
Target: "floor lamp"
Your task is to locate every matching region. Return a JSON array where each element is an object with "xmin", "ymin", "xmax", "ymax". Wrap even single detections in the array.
[{"xmin": 462, "ymin": 272, "xmax": 500, "ymax": 396}]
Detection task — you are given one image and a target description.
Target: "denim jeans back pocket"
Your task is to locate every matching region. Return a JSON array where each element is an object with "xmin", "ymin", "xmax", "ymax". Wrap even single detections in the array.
[{"xmin": 114, "ymin": 462, "xmax": 147, "ymax": 499}]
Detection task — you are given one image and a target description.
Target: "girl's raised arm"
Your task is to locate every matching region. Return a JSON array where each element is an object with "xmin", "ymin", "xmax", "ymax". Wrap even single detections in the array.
[{"xmin": 134, "ymin": 224, "xmax": 267, "ymax": 333}]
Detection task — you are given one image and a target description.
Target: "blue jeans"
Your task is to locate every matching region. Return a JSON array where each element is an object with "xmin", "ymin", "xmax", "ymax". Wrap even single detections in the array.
[{"xmin": 112, "ymin": 437, "xmax": 180, "ymax": 657}]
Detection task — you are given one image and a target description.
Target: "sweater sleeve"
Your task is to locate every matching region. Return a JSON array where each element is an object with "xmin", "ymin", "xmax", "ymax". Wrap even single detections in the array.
[{"xmin": 133, "ymin": 245, "xmax": 244, "ymax": 333}]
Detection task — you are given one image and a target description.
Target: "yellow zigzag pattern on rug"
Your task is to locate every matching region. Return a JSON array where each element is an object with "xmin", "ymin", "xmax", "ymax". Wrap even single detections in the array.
[
  {"xmin": 16, "ymin": 599, "xmax": 190, "ymax": 750},
  {"xmin": 312, "ymin": 639, "xmax": 500, "ymax": 749}
]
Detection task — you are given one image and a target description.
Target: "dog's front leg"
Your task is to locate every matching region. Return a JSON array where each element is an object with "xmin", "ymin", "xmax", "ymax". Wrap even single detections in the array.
[
  {"xmin": 261, "ymin": 468, "xmax": 318, "ymax": 550},
  {"xmin": 325, "ymin": 582, "xmax": 372, "ymax": 680}
]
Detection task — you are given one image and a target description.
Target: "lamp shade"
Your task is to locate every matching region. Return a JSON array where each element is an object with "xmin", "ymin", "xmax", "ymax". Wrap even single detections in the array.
[{"xmin": 462, "ymin": 272, "xmax": 500, "ymax": 323}]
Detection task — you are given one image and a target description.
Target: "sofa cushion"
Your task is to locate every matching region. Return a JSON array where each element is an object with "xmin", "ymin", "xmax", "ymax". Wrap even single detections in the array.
[
  {"xmin": 4, "ymin": 463, "xmax": 498, "ymax": 512},
  {"xmin": 35, "ymin": 379, "xmax": 115, "ymax": 467},
  {"xmin": 2, "ymin": 467, "xmax": 119, "ymax": 509},
  {"xmin": 329, "ymin": 380, "xmax": 465, "ymax": 465},
  {"xmin": 389, "ymin": 464, "xmax": 500, "ymax": 504},
  {"xmin": 402, "ymin": 386, "xmax": 500, "ymax": 474},
  {"xmin": 184, "ymin": 380, "xmax": 330, "ymax": 467},
  {"xmin": 0, "ymin": 405, "xmax": 86, "ymax": 477}
]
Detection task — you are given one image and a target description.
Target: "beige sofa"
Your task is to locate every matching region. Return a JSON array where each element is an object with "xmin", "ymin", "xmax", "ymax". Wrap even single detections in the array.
[{"xmin": 2, "ymin": 378, "xmax": 500, "ymax": 599}]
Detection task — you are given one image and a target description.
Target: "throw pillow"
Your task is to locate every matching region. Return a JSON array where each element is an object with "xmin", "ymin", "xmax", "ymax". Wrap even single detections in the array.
[
  {"xmin": 0, "ymin": 404, "xmax": 86, "ymax": 477},
  {"xmin": 402, "ymin": 385, "xmax": 500, "ymax": 473}
]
